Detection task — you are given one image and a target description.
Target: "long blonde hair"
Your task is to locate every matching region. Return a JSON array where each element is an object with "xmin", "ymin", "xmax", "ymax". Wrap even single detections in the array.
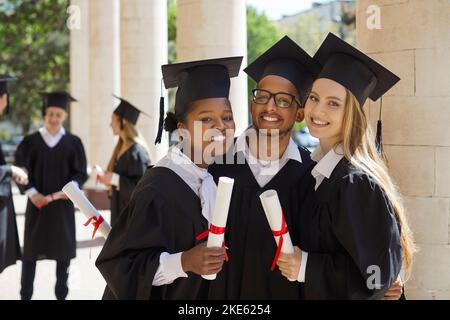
[
  {"xmin": 107, "ymin": 120, "xmax": 150, "ymax": 173},
  {"xmin": 338, "ymin": 90, "xmax": 416, "ymax": 280}
]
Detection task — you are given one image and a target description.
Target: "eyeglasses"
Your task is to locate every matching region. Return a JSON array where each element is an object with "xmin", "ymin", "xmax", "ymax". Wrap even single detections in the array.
[{"xmin": 251, "ymin": 89, "xmax": 301, "ymax": 109}]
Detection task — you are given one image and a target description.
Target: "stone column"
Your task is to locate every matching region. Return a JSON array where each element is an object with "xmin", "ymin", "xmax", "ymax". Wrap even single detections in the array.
[
  {"xmin": 176, "ymin": 0, "xmax": 248, "ymax": 135},
  {"xmin": 70, "ymin": 0, "xmax": 120, "ymax": 174},
  {"xmin": 120, "ymin": 0, "xmax": 168, "ymax": 162},
  {"xmin": 70, "ymin": 0, "xmax": 90, "ymax": 161},
  {"xmin": 357, "ymin": 0, "xmax": 450, "ymax": 299}
]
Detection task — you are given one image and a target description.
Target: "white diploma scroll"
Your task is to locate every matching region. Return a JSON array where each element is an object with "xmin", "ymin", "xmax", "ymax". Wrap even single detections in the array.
[
  {"xmin": 259, "ymin": 189, "xmax": 296, "ymax": 281},
  {"xmin": 203, "ymin": 177, "xmax": 234, "ymax": 281},
  {"xmin": 62, "ymin": 181, "xmax": 111, "ymax": 239},
  {"xmin": 94, "ymin": 165, "xmax": 105, "ymax": 178}
]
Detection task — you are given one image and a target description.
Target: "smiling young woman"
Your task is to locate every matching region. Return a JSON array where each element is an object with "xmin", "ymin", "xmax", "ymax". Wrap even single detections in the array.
[
  {"xmin": 277, "ymin": 33, "xmax": 415, "ymax": 300},
  {"xmin": 96, "ymin": 56, "xmax": 243, "ymax": 300}
]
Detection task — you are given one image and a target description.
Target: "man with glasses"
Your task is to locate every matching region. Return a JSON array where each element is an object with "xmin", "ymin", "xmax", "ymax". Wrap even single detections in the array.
[{"xmin": 208, "ymin": 36, "xmax": 318, "ymax": 299}]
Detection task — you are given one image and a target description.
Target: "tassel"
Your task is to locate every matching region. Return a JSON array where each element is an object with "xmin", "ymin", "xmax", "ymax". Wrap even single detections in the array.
[
  {"xmin": 155, "ymin": 79, "xmax": 165, "ymax": 145},
  {"xmin": 375, "ymin": 96, "xmax": 383, "ymax": 154},
  {"xmin": 154, "ymin": 97, "xmax": 165, "ymax": 145}
]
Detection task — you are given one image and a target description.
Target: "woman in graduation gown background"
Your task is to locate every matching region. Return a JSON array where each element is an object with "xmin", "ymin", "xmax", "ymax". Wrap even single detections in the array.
[
  {"xmin": 14, "ymin": 91, "xmax": 88, "ymax": 300},
  {"xmin": 0, "ymin": 76, "xmax": 27, "ymax": 274},
  {"xmin": 96, "ymin": 96, "xmax": 151, "ymax": 226},
  {"xmin": 277, "ymin": 33, "xmax": 415, "ymax": 299},
  {"xmin": 96, "ymin": 56, "xmax": 243, "ymax": 300}
]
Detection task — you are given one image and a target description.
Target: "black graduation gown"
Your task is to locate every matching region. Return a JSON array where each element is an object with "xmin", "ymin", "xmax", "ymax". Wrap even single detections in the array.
[
  {"xmin": 0, "ymin": 146, "xmax": 21, "ymax": 273},
  {"xmin": 96, "ymin": 167, "xmax": 210, "ymax": 300},
  {"xmin": 295, "ymin": 159, "xmax": 403, "ymax": 299},
  {"xmin": 208, "ymin": 146, "xmax": 314, "ymax": 300},
  {"xmin": 110, "ymin": 143, "xmax": 150, "ymax": 226},
  {"xmin": 14, "ymin": 131, "xmax": 88, "ymax": 261}
]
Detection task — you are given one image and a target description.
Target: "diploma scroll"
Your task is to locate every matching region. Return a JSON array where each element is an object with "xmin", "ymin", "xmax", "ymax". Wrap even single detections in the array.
[
  {"xmin": 259, "ymin": 189, "xmax": 296, "ymax": 281},
  {"xmin": 203, "ymin": 177, "xmax": 234, "ymax": 281},
  {"xmin": 62, "ymin": 181, "xmax": 111, "ymax": 239}
]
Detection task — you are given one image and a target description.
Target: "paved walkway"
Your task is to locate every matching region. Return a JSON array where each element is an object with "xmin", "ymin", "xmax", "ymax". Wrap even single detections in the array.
[{"xmin": 0, "ymin": 187, "xmax": 109, "ymax": 300}]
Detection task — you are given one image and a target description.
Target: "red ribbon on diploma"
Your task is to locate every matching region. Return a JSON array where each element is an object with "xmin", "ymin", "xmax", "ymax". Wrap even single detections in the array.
[
  {"xmin": 83, "ymin": 215, "xmax": 104, "ymax": 239},
  {"xmin": 196, "ymin": 224, "xmax": 229, "ymax": 262},
  {"xmin": 271, "ymin": 213, "xmax": 288, "ymax": 271}
]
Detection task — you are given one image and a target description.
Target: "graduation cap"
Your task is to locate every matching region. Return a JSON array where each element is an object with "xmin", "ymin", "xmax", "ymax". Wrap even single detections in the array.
[
  {"xmin": 40, "ymin": 91, "xmax": 77, "ymax": 115},
  {"xmin": 155, "ymin": 56, "xmax": 243, "ymax": 144},
  {"xmin": 0, "ymin": 75, "xmax": 16, "ymax": 115},
  {"xmin": 112, "ymin": 94, "xmax": 150, "ymax": 126},
  {"xmin": 244, "ymin": 36, "xmax": 321, "ymax": 105},
  {"xmin": 314, "ymin": 33, "xmax": 400, "ymax": 153}
]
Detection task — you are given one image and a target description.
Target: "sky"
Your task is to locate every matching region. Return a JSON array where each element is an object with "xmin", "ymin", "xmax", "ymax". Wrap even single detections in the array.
[{"xmin": 246, "ymin": 0, "xmax": 330, "ymax": 20}]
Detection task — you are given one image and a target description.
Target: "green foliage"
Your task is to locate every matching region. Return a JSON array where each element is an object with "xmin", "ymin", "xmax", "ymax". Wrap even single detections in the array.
[
  {"xmin": 0, "ymin": 0, "xmax": 70, "ymax": 134},
  {"xmin": 168, "ymin": 0, "xmax": 176, "ymax": 64},
  {"xmin": 246, "ymin": 6, "xmax": 280, "ymax": 98}
]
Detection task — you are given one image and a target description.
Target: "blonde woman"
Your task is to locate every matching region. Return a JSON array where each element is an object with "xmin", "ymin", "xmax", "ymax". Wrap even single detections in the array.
[
  {"xmin": 97, "ymin": 96, "xmax": 151, "ymax": 226},
  {"xmin": 277, "ymin": 33, "xmax": 415, "ymax": 299}
]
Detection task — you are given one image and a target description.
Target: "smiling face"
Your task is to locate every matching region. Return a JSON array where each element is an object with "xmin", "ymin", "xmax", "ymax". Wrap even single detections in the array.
[
  {"xmin": 44, "ymin": 107, "xmax": 67, "ymax": 133},
  {"xmin": 179, "ymin": 97, "xmax": 236, "ymax": 165},
  {"xmin": 250, "ymin": 75, "xmax": 303, "ymax": 137},
  {"xmin": 304, "ymin": 78, "xmax": 347, "ymax": 151}
]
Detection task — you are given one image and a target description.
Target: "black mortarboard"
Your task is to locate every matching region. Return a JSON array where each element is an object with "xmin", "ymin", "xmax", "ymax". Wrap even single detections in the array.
[
  {"xmin": 112, "ymin": 94, "xmax": 149, "ymax": 125},
  {"xmin": 0, "ymin": 75, "xmax": 15, "ymax": 95},
  {"xmin": 314, "ymin": 33, "xmax": 400, "ymax": 154},
  {"xmin": 314, "ymin": 33, "xmax": 400, "ymax": 106},
  {"xmin": 40, "ymin": 91, "xmax": 77, "ymax": 113},
  {"xmin": 244, "ymin": 36, "xmax": 320, "ymax": 105},
  {"xmin": 155, "ymin": 56, "xmax": 243, "ymax": 144},
  {"xmin": 0, "ymin": 75, "xmax": 16, "ymax": 115}
]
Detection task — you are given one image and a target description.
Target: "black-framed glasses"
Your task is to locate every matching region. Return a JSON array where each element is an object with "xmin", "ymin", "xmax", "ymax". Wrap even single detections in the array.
[{"xmin": 251, "ymin": 89, "xmax": 301, "ymax": 109}]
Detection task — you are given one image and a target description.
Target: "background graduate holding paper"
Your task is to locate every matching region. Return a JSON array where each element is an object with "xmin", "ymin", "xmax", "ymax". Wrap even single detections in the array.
[
  {"xmin": 0, "ymin": 75, "xmax": 25, "ymax": 274},
  {"xmin": 14, "ymin": 91, "xmax": 88, "ymax": 300},
  {"xmin": 96, "ymin": 95, "xmax": 151, "ymax": 226}
]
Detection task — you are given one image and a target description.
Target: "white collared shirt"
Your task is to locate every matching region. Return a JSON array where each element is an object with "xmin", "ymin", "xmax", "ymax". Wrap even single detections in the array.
[
  {"xmin": 235, "ymin": 128, "xmax": 308, "ymax": 282},
  {"xmin": 234, "ymin": 128, "xmax": 303, "ymax": 188},
  {"xmin": 39, "ymin": 126, "xmax": 66, "ymax": 148},
  {"xmin": 152, "ymin": 145, "xmax": 217, "ymax": 286},
  {"xmin": 26, "ymin": 127, "xmax": 67, "ymax": 197},
  {"xmin": 310, "ymin": 145, "xmax": 344, "ymax": 190}
]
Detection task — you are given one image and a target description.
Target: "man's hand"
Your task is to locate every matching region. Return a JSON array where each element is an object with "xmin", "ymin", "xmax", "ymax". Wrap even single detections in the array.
[
  {"xmin": 181, "ymin": 242, "xmax": 227, "ymax": 276},
  {"xmin": 277, "ymin": 246, "xmax": 302, "ymax": 281},
  {"xmin": 11, "ymin": 166, "xmax": 29, "ymax": 185},
  {"xmin": 384, "ymin": 275, "xmax": 404, "ymax": 300}
]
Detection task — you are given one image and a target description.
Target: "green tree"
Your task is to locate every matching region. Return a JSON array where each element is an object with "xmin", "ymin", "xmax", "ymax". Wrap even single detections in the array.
[
  {"xmin": 246, "ymin": 6, "xmax": 280, "ymax": 100},
  {"xmin": 0, "ymin": 0, "xmax": 70, "ymax": 134}
]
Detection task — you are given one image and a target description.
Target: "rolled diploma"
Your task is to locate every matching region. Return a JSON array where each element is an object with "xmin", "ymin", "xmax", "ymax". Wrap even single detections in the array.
[
  {"xmin": 203, "ymin": 177, "xmax": 234, "ymax": 281},
  {"xmin": 259, "ymin": 189, "xmax": 295, "ymax": 280},
  {"xmin": 94, "ymin": 165, "xmax": 104, "ymax": 177},
  {"xmin": 62, "ymin": 181, "xmax": 111, "ymax": 238}
]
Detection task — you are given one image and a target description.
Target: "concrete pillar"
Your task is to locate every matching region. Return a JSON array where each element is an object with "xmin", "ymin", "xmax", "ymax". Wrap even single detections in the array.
[
  {"xmin": 357, "ymin": 0, "xmax": 450, "ymax": 299},
  {"xmin": 70, "ymin": 0, "xmax": 120, "ymax": 179},
  {"xmin": 70, "ymin": 0, "xmax": 90, "ymax": 162},
  {"xmin": 120, "ymin": 0, "xmax": 168, "ymax": 162},
  {"xmin": 176, "ymin": 0, "xmax": 248, "ymax": 135}
]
